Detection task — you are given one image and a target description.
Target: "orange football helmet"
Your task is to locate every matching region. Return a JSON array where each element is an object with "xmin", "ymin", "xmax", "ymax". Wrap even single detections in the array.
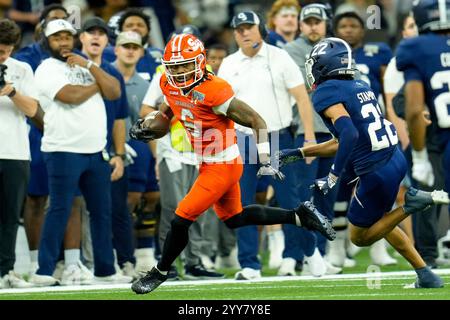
[{"xmin": 162, "ymin": 34, "xmax": 206, "ymax": 89}]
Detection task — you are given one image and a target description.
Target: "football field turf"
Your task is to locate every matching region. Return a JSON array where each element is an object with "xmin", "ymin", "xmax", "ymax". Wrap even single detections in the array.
[
  {"xmin": 0, "ymin": 271, "xmax": 449, "ymax": 300},
  {"xmin": 1, "ymin": 248, "xmax": 449, "ymax": 300}
]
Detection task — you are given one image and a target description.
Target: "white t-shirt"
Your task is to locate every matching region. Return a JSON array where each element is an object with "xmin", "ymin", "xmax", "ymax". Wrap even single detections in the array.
[
  {"xmin": 35, "ymin": 58, "xmax": 107, "ymax": 153},
  {"xmin": 384, "ymin": 57, "xmax": 404, "ymax": 95},
  {"xmin": 142, "ymin": 73, "xmax": 198, "ymax": 170},
  {"xmin": 218, "ymin": 42, "xmax": 304, "ymax": 135},
  {"xmin": 0, "ymin": 57, "xmax": 39, "ymax": 160}
]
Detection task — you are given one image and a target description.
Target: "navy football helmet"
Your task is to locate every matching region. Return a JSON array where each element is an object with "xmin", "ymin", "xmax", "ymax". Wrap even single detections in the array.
[
  {"xmin": 107, "ymin": 11, "xmax": 124, "ymax": 45},
  {"xmin": 305, "ymin": 37, "xmax": 357, "ymax": 88},
  {"xmin": 175, "ymin": 24, "xmax": 201, "ymax": 39},
  {"xmin": 413, "ymin": 0, "xmax": 450, "ymax": 33}
]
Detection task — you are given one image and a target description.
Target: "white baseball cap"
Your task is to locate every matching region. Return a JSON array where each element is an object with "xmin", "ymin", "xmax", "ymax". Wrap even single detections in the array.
[{"xmin": 45, "ymin": 19, "xmax": 77, "ymax": 37}]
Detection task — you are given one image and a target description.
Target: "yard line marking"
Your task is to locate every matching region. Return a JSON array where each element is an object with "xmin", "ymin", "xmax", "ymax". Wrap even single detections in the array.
[{"xmin": 1, "ymin": 269, "xmax": 449, "ymax": 295}]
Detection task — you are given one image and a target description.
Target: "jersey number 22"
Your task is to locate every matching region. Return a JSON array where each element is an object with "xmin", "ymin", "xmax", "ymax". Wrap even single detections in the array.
[{"xmin": 361, "ymin": 103, "xmax": 398, "ymax": 151}]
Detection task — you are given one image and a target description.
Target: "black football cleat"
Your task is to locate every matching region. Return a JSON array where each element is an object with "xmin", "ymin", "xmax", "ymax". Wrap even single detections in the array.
[
  {"xmin": 296, "ymin": 201, "xmax": 336, "ymax": 241},
  {"xmin": 131, "ymin": 267, "xmax": 168, "ymax": 294}
]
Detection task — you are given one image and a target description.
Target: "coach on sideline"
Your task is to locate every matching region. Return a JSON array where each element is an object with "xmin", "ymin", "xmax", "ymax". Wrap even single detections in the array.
[
  {"xmin": 31, "ymin": 19, "xmax": 122, "ymax": 285},
  {"xmin": 0, "ymin": 19, "xmax": 41, "ymax": 288},
  {"xmin": 218, "ymin": 11, "xmax": 316, "ymax": 280}
]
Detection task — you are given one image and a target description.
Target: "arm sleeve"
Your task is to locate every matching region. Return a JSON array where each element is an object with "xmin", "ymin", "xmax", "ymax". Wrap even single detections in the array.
[
  {"xmin": 330, "ymin": 116, "xmax": 359, "ymax": 177},
  {"xmin": 35, "ymin": 62, "xmax": 71, "ymax": 100}
]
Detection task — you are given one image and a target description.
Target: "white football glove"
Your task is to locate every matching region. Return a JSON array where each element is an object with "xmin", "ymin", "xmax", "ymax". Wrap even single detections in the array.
[{"xmin": 412, "ymin": 149, "xmax": 435, "ymax": 187}]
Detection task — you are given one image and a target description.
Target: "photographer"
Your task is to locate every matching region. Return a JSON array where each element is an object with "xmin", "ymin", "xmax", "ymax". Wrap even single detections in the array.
[{"xmin": 0, "ymin": 18, "xmax": 40, "ymax": 288}]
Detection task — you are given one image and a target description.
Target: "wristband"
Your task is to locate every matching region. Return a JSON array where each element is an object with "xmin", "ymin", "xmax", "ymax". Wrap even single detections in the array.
[
  {"xmin": 8, "ymin": 87, "xmax": 16, "ymax": 98},
  {"xmin": 412, "ymin": 148, "xmax": 428, "ymax": 161},
  {"xmin": 256, "ymin": 142, "xmax": 270, "ymax": 155},
  {"xmin": 87, "ymin": 60, "xmax": 97, "ymax": 70},
  {"xmin": 298, "ymin": 147, "xmax": 305, "ymax": 158},
  {"xmin": 115, "ymin": 153, "xmax": 126, "ymax": 161},
  {"xmin": 304, "ymin": 139, "xmax": 316, "ymax": 143}
]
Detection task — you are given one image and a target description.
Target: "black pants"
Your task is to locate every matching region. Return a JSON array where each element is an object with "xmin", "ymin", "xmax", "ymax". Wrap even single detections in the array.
[{"xmin": 0, "ymin": 159, "xmax": 29, "ymax": 276}]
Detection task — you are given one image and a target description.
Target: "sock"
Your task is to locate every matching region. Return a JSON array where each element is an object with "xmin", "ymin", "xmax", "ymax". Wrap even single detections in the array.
[
  {"xmin": 415, "ymin": 266, "xmax": 430, "ymax": 276},
  {"xmin": 64, "ymin": 249, "xmax": 80, "ymax": 267},
  {"xmin": 157, "ymin": 216, "xmax": 192, "ymax": 271},
  {"xmin": 30, "ymin": 250, "xmax": 38, "ymax": 263},
  {"xmin": 155, "ymin": 265, "xmax": 168, "ymax": 275},
  {"xmin": 225, "ymin": 205, "xmax": 296, "ymax": 228}
]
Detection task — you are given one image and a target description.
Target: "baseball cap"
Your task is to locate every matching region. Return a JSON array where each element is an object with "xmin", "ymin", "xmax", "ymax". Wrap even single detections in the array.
[
  {"xmin": 115, "ymin": 31, "xmax": 143, "ymax": 47},
  {"xmin": 81, "ymin": 17, "xmax": 109, "ymax": 33},
  {"xmin": 230, "ymin": 11, "xmax": 261, "ymax": 28},
  {"xmin": 44, "ymin": 19, "xmax": 77, "ymax": 37},
  {"xmin": 300, "ymin": 4, "xmax": 328, "ymax": 22}
]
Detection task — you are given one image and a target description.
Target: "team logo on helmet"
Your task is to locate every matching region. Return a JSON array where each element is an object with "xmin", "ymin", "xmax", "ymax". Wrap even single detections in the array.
[{"xmin": 162, "ymin": 34, "xmax": 207, "ymax": 89}]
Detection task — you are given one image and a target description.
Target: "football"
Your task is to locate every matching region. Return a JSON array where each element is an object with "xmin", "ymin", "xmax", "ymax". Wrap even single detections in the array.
[{"xmin": 143, "ymin": 111, "xmax": 170, "ymax": 139}]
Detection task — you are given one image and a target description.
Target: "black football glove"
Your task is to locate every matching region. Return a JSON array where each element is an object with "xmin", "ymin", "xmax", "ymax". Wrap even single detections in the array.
[{"xmin": 129, "ymin": 118, "xmax": 155, "ymax": 142}]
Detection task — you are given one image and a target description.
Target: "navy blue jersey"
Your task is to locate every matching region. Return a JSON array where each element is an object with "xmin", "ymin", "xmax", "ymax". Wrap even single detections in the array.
[
  {"xmin": 396, "ymin": 33, "xmax": 450, "ymax": 145},
  {"xmin": 354, "ymin": 43, "xmax": 392, "ymax": 98},
  {"xmin": 14, "ymin": 43, "xmax": 50, "ymax": 72},
  {"xmin": 312, "ymin": 79, "xmax": 399, "ymax": 175},
  {"xmin": 266, "ymin": 30, "xmax": 288, "ymax": 48},
  {"xmin": 102, "ymin": 44, "xmax": 162, "ymax": 82}
]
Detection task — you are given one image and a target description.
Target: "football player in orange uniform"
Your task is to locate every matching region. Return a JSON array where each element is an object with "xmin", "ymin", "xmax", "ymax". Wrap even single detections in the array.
[{"xmin": 129, "ymin": 34, "xmax": 336, "ymax": 294}]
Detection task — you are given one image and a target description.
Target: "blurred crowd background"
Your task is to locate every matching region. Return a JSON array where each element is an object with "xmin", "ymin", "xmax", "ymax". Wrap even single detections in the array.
[{"xmin": 0, "ymin": 0, "xmax": 417, "ymax": 53}]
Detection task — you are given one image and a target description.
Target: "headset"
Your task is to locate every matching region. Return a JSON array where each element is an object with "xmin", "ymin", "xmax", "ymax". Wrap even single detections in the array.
[{"xmin": 255, "ymin": 12, "xmax": 268, "ymax": 40}]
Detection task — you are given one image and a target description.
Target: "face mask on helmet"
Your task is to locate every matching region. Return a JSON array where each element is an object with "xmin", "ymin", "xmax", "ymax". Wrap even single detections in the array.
[
  {"xmin": 162, "ymin": 34, "xmax": 206, "ymax": 89},
  {"xmin": 305, "ymin": 37, "xmax": 356, "ymax": 88},
  {"xmin": 305, "ymin": 57, "xmax": 316, "ymax": 88}
]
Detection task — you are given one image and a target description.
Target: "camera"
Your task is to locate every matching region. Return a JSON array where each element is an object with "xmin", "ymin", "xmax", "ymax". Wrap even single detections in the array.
[{"xmin": 0, "ymin": 64, "xmax": 7, "ymax": 89}]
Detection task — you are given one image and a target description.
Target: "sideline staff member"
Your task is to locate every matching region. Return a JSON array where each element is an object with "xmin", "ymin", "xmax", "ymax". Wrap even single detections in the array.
[{"xmin": 0, "ymin": 19, "xmax": 41, "ymax": 288}]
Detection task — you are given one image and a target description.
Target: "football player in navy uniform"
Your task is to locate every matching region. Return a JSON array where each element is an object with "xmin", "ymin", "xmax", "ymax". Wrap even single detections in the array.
[
  {"xmin": 333, "ymin": 10, "xmax": 396, "ymax": 265},
  {"xmin": 397, "ymin": 0, "xmax": 450, "ymax": 255},
  {"xmin": 278, "ymin": 37, "xmax": 448, "ymax": 288},
  {"xmin": 103, "ymin": 9, "xmax": 162, "ymax": 83}
]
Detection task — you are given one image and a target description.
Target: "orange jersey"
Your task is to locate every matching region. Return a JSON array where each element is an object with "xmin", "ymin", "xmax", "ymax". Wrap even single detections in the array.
[{"xmin": 160, "ymin": 73, "xmax": 237, "ymax": 160}]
